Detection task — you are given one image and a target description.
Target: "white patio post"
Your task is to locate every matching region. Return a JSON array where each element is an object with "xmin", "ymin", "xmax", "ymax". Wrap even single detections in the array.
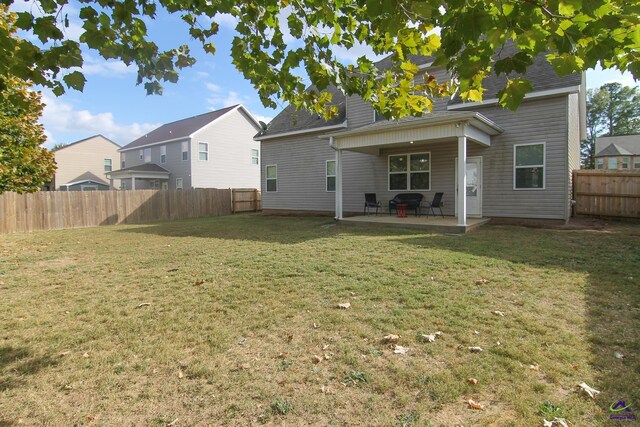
[
  {"xmin": 131, "ymin": 176, "xmax": 136, "ymax": 190},
  {"xmin": 334, "ymin": 137, "xmax": 343, "ymax": 220},
  {"xmin": 457, "ymin": 136, "xmax": 467, "ymax": 226}
]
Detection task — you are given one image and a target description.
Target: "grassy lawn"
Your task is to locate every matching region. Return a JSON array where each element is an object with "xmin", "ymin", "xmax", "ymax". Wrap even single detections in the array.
[{"xmin": 1, "ymin": 215, "xmax": 638, "ymax": 426}]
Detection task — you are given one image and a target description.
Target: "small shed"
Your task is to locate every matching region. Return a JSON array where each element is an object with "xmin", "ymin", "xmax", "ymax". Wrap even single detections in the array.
[{"xmin": 60, "ymin": 172, "xmax": 111, "ymax": 191}]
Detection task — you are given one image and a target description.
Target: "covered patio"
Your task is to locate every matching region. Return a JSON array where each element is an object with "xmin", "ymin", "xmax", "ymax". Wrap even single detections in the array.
[
  {"xmin": 326, "ymin": 111, "xmax": 503, "ymax": 228},
  {"xmin": 106, "ymin": 163, "xmax": 171, "ymax": 190}
]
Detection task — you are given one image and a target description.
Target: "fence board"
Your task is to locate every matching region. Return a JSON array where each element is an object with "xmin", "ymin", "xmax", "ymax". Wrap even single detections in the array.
[
  {"xmin": 0, "ymin": 188, "xmax": 256, "ymax": 234},
  {"xmin": 573, "ymin": 170, "xmax": 640, "ymax": 218}
]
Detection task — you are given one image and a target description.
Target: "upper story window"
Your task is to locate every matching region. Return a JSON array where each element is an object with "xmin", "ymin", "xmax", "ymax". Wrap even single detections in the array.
[
  {"xmin": 514, "ymin": 142, "xmax": 545, "ymax": 189},
  {"xmin": 160, "ymin": 145, "xmax": 166, "ymax": 164},
  {"xmin": 596, "ymin": 158, "xmax": 604, "ymax": 169},
  {"xmin": 608, "ymin": 157, "xmax": 617, "ymax": 169},
  {"xmin": 199, "ymin": 143, "xmax": 208, "ymax": 161},
  {"xmin": 104, "ymin": 159, "xmax": 112, "ymax": 172},
  {"xmin": 388, "ymin": 153, "xmax": 430, "ymax": 191},
  {"xmin": 251, "ymin": 149, "xmax": 260, "ymax": 165},
  {"xmin": 634, "ymin": 157, "xmax": 640, "ymax": 169},
  {"xmin": 622, "ymin": 157, "xmax": 630, "ymax": 169},
  {"xmin": 121, "ymin": 153, "xmax": 125, "ymax": 169},
  {"xmin": 144, "ymin": 148, "xmax": 151, "ymax": 163},
  {"xmin": 182, "ymin": 141, "xmax": 188, "ymax": 161},
  {"xmin": 139, "ymin": 149, "xmax": 143, "ymax": 160}
]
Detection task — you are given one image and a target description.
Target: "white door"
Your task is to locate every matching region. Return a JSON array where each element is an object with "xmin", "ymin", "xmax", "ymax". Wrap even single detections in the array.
[{"xmin": 455, "ymin": 156, "xmax": 482, "ymax": 217}]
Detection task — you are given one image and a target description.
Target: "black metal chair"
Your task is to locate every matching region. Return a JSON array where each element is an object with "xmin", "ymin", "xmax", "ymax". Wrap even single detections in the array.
[
  {"xmin": 389, "ymin": 193, "xmax": 423, "ymax": 216},
  {"xmin": 364, "ymin": 193, "xmax": 381, "ymax": 215},
  {"xmin": 423, "ymin": 192, "xmax": 444, "ymax": 218}
]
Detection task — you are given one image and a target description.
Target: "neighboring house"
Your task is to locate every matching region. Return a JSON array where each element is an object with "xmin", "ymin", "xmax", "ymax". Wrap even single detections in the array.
[
  {"xmin": 594, "ymin": 135, "xmax": 640, "ymax": 170},
  {"xmin": 107, "ymin": 105, "xmax": 262, "ymax": 190},
  {"xmin": 255, "ymin": 45, "xmax": 586, "ymax": 224},
  {"xmin": 52, "ymin": 135, "xmax": 121, "ymax": 190},
  {"xmin": 59, "ymin": 172, "xmax": 111, "ymax": 191}
]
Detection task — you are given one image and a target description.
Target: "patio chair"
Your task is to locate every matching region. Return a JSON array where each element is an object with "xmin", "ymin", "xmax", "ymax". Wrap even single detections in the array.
[
  {"xmin": 364, "ymin": 193, "xmax": 381, "ymax": 216},
  {"xmin": 423, "ymin": 192, "xmax": 444, "ymax": 218},
  {"xmin": 389, "ymin": 193, "xmax": 423, "ymax": 217}
]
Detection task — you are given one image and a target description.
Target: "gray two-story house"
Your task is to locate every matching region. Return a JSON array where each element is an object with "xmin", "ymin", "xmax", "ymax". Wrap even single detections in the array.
[
  {"xmin": 107, "ymin": 105, "xmax": 262, "ymax": 190},
  {"xmin": 255, "ymin": 48, "xmax": 586, "ymax": 226}
]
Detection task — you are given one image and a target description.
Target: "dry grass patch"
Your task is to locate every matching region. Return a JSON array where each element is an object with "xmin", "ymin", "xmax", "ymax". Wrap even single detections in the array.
[{"xmin": 0, "ymin": 214, "xmax": 638, "ymax": 426}]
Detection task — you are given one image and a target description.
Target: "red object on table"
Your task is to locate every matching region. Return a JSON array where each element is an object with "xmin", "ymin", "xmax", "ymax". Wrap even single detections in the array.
[{"xmin": 396, "ymin": 203, "xmax": 408, "ymax": 218}]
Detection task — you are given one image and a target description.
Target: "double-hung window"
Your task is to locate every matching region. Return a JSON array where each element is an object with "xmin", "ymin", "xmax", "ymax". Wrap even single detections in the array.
[
  {"xmin": 596, "ymin": 158, "xmax": 604, "ymax": 169},
  {"xmin": 388, "ymin": 153, "xmax": 430, "ymax": 191},
  {"xmin": 634, "ymin": 157, "xmax": 640, "ymax": 169},
  {"xmin": 514, "ymin": 143, "xmax": 545, "ymax": 189},
  {"xmin": 251, "ymin": 149, "xmax": 260, "ymax": 165},
  {"xmin": 160, "ymin": 145, "xmax": 166, "ymax": 163},
  {"xmin": 121, "ymin": 153, "xmax": 125, "ymax": 169},
  {"xmin": 144, "ymin": 148, "xmax": 151, "ymax": 163},
  {"xmin": 266, "ymin": 165, "xmax": 277, "ymax": 192},
  {"xmin": 326, "ymin": 160, "xmax": 336, "ymax": 192},
  {"xmin": 608, "ymin": 157, "xmax": 617, "ymax": 169},
  {"xmin": 104, "ymin": 159, "xmax": 112, "ymax": 172},
  {"xmin": 198, "ymin": 143, "xmax": 208, "ymax": 161},
  {"xmin": 181, "ymin": 141, "xmax": 188, "ymax": 161},
  {"xmin": 139, "ymin": 149, "xmax": 143, "ymax": 160},
  {"xmin": 622, "ymin": 157, "xmax": 630, "ymax": 169},
  {"xmin": 176, "ymin": 178, "xmax": 183, "ymax": 190}
]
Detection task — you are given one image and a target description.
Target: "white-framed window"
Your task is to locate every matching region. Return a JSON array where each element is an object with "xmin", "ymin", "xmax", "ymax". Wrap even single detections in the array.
[
  {"xmin": 198, "ymin": 142, "xmax": 208, "ymax": 161},
  {"xmin": 596, "ymin": 158, "xmax": 604, "ymax": 169},
  {"xmin": 182, "ymin": 141, "xmax": 188, "ymax": 161},
  {"xmin": 160, "ymin": 145, "xmax": 166, "ymax": 164},
  {"xmin": 514, "ymin": 142, "xmax": 545, "ymax": 189},
  {"xmin": 388, "ymin": 152, "xmax": 430, "ymax": 191},
  {"xmin": 139, "ymin": 149, "xmax": 143, "ymax": 160},
  {"xmin": 326, "ymin": 160, "xmax": 336, "ymax": 192},
  {"xmin": 608, "ymin": 157, "xmax": 617, "ymax": 169},
  {"xmin": 104, "ymin": 159, "xmax": 112, "ymax": 172},
  {"xmin": 634, "ymin": 157, "xmax": 640, "ymax": 169},
  {"xmin": 121, "ymin": 153, "xmax": 125, "ymax": 169},
  {"xmin": 622, "ymin": 157, "xmax": 629, "ymax": 169},
  {"xmin": 176, "ymin": 178, "xmax": 183, "ymax": 190},
  {"xmin": 144, "ymin": 148, "xmax": 151, "ymax": 163},
  {"xmin": 251, "ymin": 149, "xmax": 260, "ymax": 165},
  {"xmin": 266, "ymin": 165, "xmax": 277, "ymax": 192}
]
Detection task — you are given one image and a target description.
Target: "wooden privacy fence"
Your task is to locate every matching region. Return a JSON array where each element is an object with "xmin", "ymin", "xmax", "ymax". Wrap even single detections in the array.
[
  {"xmin": 232, "ymin": 188, "xmax": 261, "ymax": 213},
  {"xmin": 573, "ymin": 170, "xmax": 640, "ymax": 218},
  {"xmin": 0, "ymin": 188, "xmax": 261, "ymax": 234}
]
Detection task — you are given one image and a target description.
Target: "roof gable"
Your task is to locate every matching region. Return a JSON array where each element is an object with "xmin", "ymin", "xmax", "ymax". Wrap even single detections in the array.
[
  {"xmin": 63, "ymin": 171, "xmax": 109, "ymax": 186},
  {"xmin": 53, "ymin": 135, "xmax": 120, "ymax": 152},
  {"xmin": 595, "ymin": 135, "xmax": 640, "ymax": 156}
]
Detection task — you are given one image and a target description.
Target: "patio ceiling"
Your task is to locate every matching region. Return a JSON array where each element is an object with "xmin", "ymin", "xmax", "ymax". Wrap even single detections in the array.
[{"xmin": 325, "ymin": 111, "xmax": 503, "ymax": 154}]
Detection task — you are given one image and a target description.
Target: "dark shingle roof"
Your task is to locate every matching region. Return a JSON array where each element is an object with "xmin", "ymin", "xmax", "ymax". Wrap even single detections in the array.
[
  {"xmin": 258, "ymin": 43, "xmax": 581, "ymax": 138},
  {"xmin": 121, "ymin": 105, "xmax": 238, "ymax": 151},
  {"xmin": 256, "ymin": 85, "xmax": 346, "ymax": 138},
  {"xmin": 595, "ymin": 135, "xmax": 640, "ymax": 156},
  {"xmin": 64, "ymin": 171, "xmax": 109, "ymax": 186}
]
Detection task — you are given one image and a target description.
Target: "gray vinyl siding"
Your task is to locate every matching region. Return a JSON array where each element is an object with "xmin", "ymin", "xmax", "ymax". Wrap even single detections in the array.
[
  {"xmin": 120, "ymin": 140, "xmax": 191, "ymax": 189},
  {"xmin": 63, "ymin": 182, "xmax": 111, "ymax": 191},
  {"xmin": 346, "ymin": 95, "xmax": 374, "ymax": 129},
  {"xmin": 263, "ymin": 95, "xmax": 574, "ymax": 220},
  {"xmin": 190, "ymin": 108, "xmax": 261, "ymax": 189}
]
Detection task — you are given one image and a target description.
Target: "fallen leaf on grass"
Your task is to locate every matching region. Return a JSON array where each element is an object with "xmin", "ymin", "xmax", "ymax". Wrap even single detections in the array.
[
  {"xmin": 237, "ymin": 338, "xmax": 247, "ymax": 346},
  {"xmin": 467, "ymin": 378, "xmax": 478, "ymax": 385},
  {"xmin": 322, "ymin": 344, "xmax": 330, "ymax": 351},
  {"xmin": 529, "ymin": 364, "xmax": 540, "ymax": 371},
  {"xmin": 420, "ymin": 331, "xmax": 443, "ymax": 343},
  {"xmin": 337, "ymin": 302, "xmax": 351, "ymax": 309},
  {"xmin": 475, "ymin": 279, "xmax": 490, "ymax": 285},
  {"xmin": 311, "ymin": 355, "xmax": 323, "ymax": 364},
  {"xmin": 614, "ymin": 351, "xmax": 624, "ymax": 359},
  {"xmin": 467, "ymin": 399, "xmax": 484, "ymax": 410},
  {"xmin": 194, "ymin": 279, "xmax": 205, "ymax": 286},
  {"xmin": 277, "ymin": 352, "xmax": 287, "ymax": 359},
  {"xmin": 492, "ymin": 310, "xmax": 505, "ymax": 316},
  {"xmin": 83, "ymin": 352, "xmax": 89, "ymax": 358},
  {"xmin": 313, "ymin": 323, "xmax": 320, "ymax": 329},
  {"xmin": 323, "ymin": 353, "xmax": 333, "ymax": 360},
  {"xmin": 577, "ymin": 382, "xmax": 600, "ymax": 398},
  {"xmin": 543, "ymin": 418, "xmax": 569, "ymax": 427},
  {"xmin": 468, "ymin": 346, "xmax": 483, "ymax": 353},
  {"xmin": 382, "ymin": 334, "xmax": 400, "ymax": 344},
  {"xmin": 136, "ymin": 303, "xmax": 151, "ymax": 309},
  {"xmin": 167, "ymin": 268, "xmax": 179, "ymax": 272},
  {"xmin": 178, "ymin": 370, "xmax": 184, "ymax": 379},
  {"xmin": 59, "ymin": 351, "xmax": 71, "ymax": 357},
  {"xmin": 393, "ymin": 345, "xmax": 409, "ymax": 355},
  {"xmin": 321, "ymin": 385, "xmax": 335, "ymax": 395}
]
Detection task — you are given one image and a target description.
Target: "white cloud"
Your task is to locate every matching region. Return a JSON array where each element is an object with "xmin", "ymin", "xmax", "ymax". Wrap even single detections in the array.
[
  {"xmin": 40, "ymin": 92, "xmax": 160, "ymax": 146},
  {"xmin": 212, "ymin": 13, "xmax": 239, "ymax": 29},
  {"xmin": 80, "ymin": 56, "xmax": 135, "ymax": 76},
  {"xmin": 205, "ymin": 84, "xmax": 251, "ymax": 108}
]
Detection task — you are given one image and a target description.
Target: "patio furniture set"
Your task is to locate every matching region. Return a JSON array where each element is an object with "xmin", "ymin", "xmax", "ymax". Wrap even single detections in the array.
[{"xmin": 364, "ymin": 193, "xmax": 445, "ymax": 218}]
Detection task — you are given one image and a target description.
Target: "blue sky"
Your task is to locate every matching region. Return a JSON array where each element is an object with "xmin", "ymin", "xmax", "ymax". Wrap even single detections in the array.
[{"xmin": 12, "ymin": 2, "xmax": 638, "ymax": 148}]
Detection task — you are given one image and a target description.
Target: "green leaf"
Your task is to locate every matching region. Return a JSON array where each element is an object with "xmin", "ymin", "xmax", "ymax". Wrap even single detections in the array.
[
  {"xmin": 63, "ymin": 71, "xmax": 86, "ymax": 91},
  {"xmin": 559, "ymin": 0, "xmax": 582, "ymax": 16},
  {"xmin": 497, "ymin": 78, "xmax": 533, "ymax": 111}
]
